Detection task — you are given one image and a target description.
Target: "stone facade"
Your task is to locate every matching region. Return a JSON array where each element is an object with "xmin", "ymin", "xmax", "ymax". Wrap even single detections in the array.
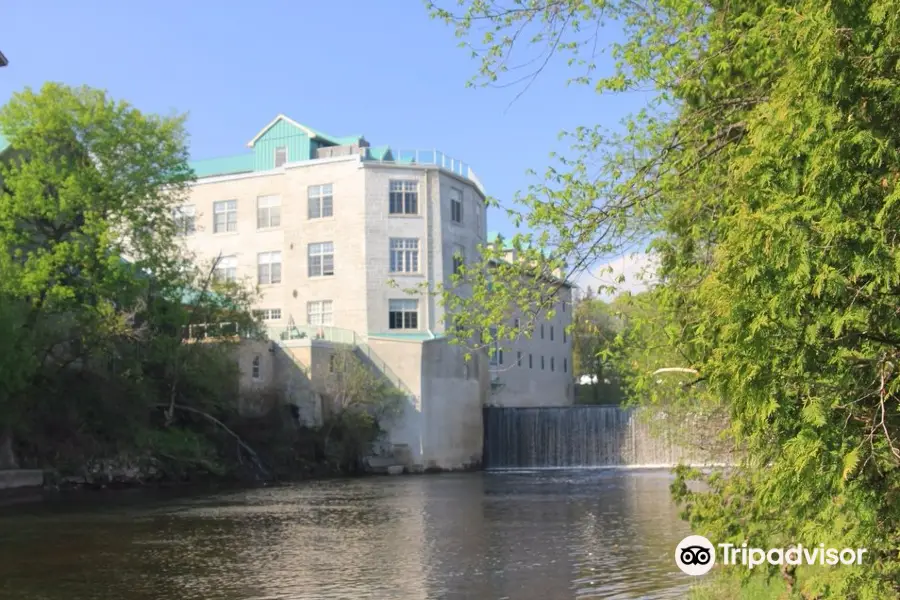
[{"xmin": 181, "ymin": 115, "xmax": 574, "ymax": 468}]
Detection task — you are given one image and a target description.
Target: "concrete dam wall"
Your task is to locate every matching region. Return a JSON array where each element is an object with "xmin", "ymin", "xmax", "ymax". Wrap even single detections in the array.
[{"xmin": 483, "ymin": 405, "xmax": 726, "ymax": 469}]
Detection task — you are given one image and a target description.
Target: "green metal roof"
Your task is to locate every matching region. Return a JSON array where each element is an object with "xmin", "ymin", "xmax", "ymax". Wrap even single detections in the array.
[
  {"xmin": 190, "ymin": 153, "xmax": 254, "ymax": 178},
  {"xmin": 307, "ymin": 126, "xmax": 361, "ymax": 146},
  {"xmin": 366, "ymin": 145, "xmax": 391, "ymax": 160}
]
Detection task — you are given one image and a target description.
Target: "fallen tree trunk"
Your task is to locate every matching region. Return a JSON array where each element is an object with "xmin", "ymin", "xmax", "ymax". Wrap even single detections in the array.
[{"xmin": 155, "ymin": 403, "xmax": 270, "ymax": 479}]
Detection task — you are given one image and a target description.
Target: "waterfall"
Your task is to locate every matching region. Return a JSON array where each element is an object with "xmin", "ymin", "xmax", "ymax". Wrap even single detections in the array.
[{"xmin": 482, "ymin": 406, "xmax": 720, "ymax": 469}]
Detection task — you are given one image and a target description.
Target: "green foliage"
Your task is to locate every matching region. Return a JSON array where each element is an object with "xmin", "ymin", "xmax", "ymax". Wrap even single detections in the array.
[
  {"xmin": 0, "ymin": 83, "xmax": 270, "ymax": 481},
  {"xmin": 320, "ymin": 348, "xmax": 406, "ymax": 471},
  {"xmin": 431, "ymin": 0, "xmax": 900, "ymax": 596},
  {"xmin": 690, "ymin": 571, "xmax": 787, "ymax": 600}
]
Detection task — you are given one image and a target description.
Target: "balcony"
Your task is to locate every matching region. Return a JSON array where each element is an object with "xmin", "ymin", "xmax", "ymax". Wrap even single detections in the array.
[
  {"xmin": 361, "ymin": 148, "xmax": 485, "ymax": 195},
  {"xmin": 267, "ymin": 324, "xmax": 358, "ymax": 346},
  {"xmin": 266, "ymin": 323, "xmax": 414, "ymax": 397}
]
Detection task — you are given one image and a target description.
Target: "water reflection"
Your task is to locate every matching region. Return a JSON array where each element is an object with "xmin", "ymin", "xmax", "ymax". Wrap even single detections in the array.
[{"xmin": 0, "ymin": 471, "xmax": 694, "ymax": 599}]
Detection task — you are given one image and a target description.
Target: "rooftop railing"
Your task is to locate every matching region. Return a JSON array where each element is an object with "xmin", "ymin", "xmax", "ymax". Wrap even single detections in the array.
[{"xmin": 362, "ymin": 148, "xmax": 485, "ymax": 195}]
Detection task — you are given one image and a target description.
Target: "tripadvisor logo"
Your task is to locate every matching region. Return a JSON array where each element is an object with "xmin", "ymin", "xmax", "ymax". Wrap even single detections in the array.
[
  {"xmin": 676, "ymin": 535, "xmax": 716, "ymax": 576},
  {"xmin": 675, "ymin": 535, "xmax": 868, "ymax": 576}
]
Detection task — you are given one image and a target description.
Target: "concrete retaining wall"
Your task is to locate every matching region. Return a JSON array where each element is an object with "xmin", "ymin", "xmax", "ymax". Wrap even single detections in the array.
[{"xmin": 0, "ymin": 470, "xmax": 43, "ymax": 490}]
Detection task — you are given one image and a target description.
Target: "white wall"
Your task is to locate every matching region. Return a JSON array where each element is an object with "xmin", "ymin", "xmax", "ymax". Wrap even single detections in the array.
[{"xmin": 489, "ymin": 286, "xmax": 575, "ymax": 407}]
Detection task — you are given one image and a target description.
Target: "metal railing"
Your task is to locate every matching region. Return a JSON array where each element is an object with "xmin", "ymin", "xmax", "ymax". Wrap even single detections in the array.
[
  {"xmin": 362, "ymin": 148, "xmax": 485, "ymax": 195},
  {"xmin": 267, "ymin": 323, "xmax": 358, "ymax": 345},
  {"xmin": 266, "ymin": 322, "xmax": 414, "ymax": 397},
  {"xmin": 354, "ymin": 340, "xmax": 414, "ymax": 396},
  {"xmin": 185, "ymin": 321, "xmax": 248, "ymax": 340}
]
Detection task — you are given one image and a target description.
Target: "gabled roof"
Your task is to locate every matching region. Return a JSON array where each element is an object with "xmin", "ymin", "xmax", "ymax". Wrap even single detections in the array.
[{"xmin": 246, "ymin": 114, "xmax": 361, "ymax": 148}]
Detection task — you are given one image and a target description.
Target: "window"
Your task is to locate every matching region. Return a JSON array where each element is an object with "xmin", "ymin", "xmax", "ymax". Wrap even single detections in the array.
[
  {"xmin": 307, "ymin": 300, "xmax": 334, "ymax": 326},
  {"xmin": 551, "ymin": 326, "xmax": 554, "ymax": 341},
  {"xmin": 389, "ymin": 180, "xmax": 418, "ymax": 215},
  {"xmin": 529, "ymin": 354, "xmax": 533, "ymax": 369},
  {"xmin": 563, "ymin": 328, "xmax": 567, "ymax": 343},
  {"xmin": 452, "ymin": 244, "xmax": 465, "ymax": 275},
  {"xmin": 562, "ymin": 301, "xmax": 567, "ymax": 313},
  {"xmin": 541, "ymin": 356, "xmax": 545, "ymax": 370},
  {"xmin": 252, "ymin": 355, "xmax": 261, "ymax": 380},
  {"xmin": 450, "ymin": 188, "xmax": 463, "ymax": 223},
  {"xmin": 564, "ymin": 358, "xmax": 568, "ymax": 373},
  {"xmin": 514, "ymin": 318, "xmax": 520, "ymax": 329},
  {"xmin": 541, "ymin": 324, "xmax": 545, "ymax": 339},
  {"xmin": 517, "ymin": 351, "xmax": 522, "ymax": 366},
  {"xmin": 257, "ymin": 195, "xmax": 281, "ymax": 229},
  {"xmin": 389, "ymin": 299, "xmax": 419, "ymax": 329},
  {"xmin": 308, "ymin": 242, "xmax": 335, "ymax": 277},
  {"xmin": 257, "ymin": 251, "xmax": 282, "ymax": 284},
  {"xmin": 389, "ymin": 238, "xmax": 420, "ymax": 273},
  {"xmin": 475, "ymin": 201, "xmax": 483, "ymax": 237},
  {"xmin": 551, "ymin": 357, "xmax": 555, "ymax": 372},
  {"xmin": 173, "ymin": 205, "xmax": 195, "ymax": 236},
  {"xmin": 308, "ymin": 184, "xmax": 334, "ymax": 219},
  {"xmin": 329, "ymin": 354, "xmax": 336, "ymax": 373},
  {"xmin": 214, "ymin": 255, "xmax": 237, "ymax": 282},
  {"xmin": 213, "ymin": 200, "xmax": 237, "ymax": 233},
  {"xmin": 274, "ymin": 146, "xmax": 287, "ymax": 167},
  {"xmin": 489, "ymin": 327, "xmax": 500, "ymax": 366},
  {"xmin": 253, "ymin": 308, "xmax": 282, "ymax": 321}
]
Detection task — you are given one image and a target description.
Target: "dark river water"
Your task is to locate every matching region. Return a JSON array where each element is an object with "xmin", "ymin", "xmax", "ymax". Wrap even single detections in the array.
[{"xmin": 0, "ymin": 470, "xmax": 695, "ymax": 600}]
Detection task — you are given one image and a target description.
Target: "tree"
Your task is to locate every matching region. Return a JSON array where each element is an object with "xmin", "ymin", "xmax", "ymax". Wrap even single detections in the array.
[
  {"xmin": 319, "ymin": 349, "xmax": 405, "ymax": 471},
  {"xmin": 429, "ymin": 1, "xmax": 900, "ymax": 596},
  {"xmin": 0, "ymin": 83, "xmax": 263, "ymax": 478},
  {"xmin": 571, "ymin": 295, "xmax": 620, "ymax": 402}
]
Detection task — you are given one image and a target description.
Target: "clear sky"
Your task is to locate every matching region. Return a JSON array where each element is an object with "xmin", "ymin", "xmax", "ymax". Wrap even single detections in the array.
[{"xmin": 1, "ymin": 0, "xmax": 649, "ymax": 293}]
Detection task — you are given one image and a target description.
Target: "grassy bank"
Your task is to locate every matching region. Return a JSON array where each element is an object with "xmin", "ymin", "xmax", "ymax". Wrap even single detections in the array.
[{"xmin": 690, "ymin": 572, "xmax": 787, "ymax": 599}]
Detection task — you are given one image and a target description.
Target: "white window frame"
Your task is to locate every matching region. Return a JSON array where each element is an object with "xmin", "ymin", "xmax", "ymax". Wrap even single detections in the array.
[
  {"xmin": 389, "ymin": 180, "xmax": 418, "ymax": 215},
  {"xmin": 257, "ymin": 251, "xmax": 282, "ymax": 285},
  {"xmin": 308, "ymin": 242, "xmax": 335, "ymax": 277},
  {"xmin": 307, "ymin": 300, "xmax": 334, "ymax": 326},
  {"xmin": 388, "ymin": 299, "xmax": 419, "ymax": 330},
  {"xmin": 274, "ymin": 146, "xmax": 287, "ymax": 167},
  {"xmin": 173, "ymin": 204, "xmax": 195, "ymax": 236},
  {"xmin": 257, "ymin": 195, "xmax": 281, "ymax": 229},
  {"xmin": 214, "ymin": 255, "xmax": 238, "ymax": 282},
  {"xmin": 213, "ymin": 200, "xmax": 237, "ymax": 234},
  {"xmin": 308, "ymin": 184, "xmax": 334, "ymax": 219},
  {"xmin": 389, "ymin": 238, "xmax": 420, "ymax": 273},
  {"xmin": 450, "ymin": 188, "xmax": 463, "ymax": 224},
  {"xmin": 254, "ymin": 308, "xmax": 282, "ymax": 321}
]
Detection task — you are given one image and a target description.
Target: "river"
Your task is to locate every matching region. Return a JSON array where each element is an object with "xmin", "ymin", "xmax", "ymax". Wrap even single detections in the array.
[{"xmin": 0, "ymin": 470, "xmax": 695, "ymax": 599}]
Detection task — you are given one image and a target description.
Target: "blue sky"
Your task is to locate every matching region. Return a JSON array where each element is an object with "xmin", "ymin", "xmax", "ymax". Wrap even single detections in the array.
[{"xmin": 1, "ymin": 1, "xmax": 649, "ymax": 291}]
